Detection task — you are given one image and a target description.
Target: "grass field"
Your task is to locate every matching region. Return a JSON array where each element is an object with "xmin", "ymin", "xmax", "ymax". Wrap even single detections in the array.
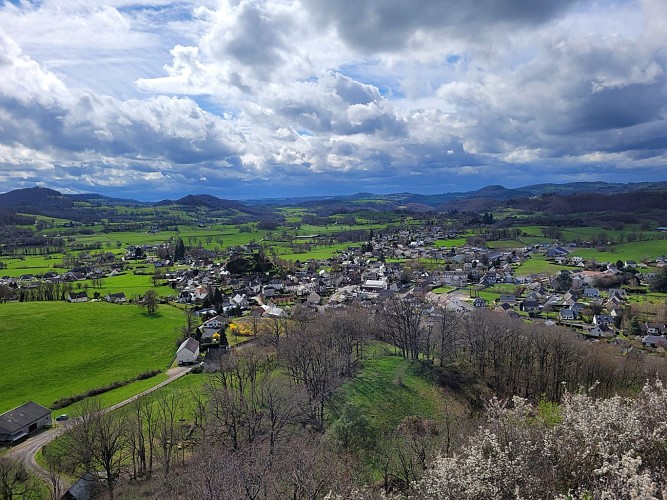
[
  {"xmin": 516, "ymin": 256, "xmax": 573, "ymax": 275},
  {"xmin": 276, "ymin": 242, "xmax": 353, "ymax": 261},
  {"xmin": 434, "ymin": 238, "xmax": 468, "ymax": 248},
  {"xmin": 569, "ymin": 239, "xmax": 667, "ymax": 263},
  {"xmin": 0, "ymin": 254, "xmax": 64, "ymax": 277},
  {"xmin": 335, "ymin": 352, "xmax": 447, "ymax": 438},
  {"xmin": 0, "ymin": 301, "xmax": 186, "ymax": 414},
  {"xmin": 81, "ymin": 271, "xmax": 177, "ymax": 299}
]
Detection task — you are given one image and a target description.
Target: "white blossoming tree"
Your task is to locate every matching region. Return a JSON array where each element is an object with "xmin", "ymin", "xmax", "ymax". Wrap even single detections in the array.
[{"xmin": 414, "ymin": 380, "xmax": 667, "ymax": 499}]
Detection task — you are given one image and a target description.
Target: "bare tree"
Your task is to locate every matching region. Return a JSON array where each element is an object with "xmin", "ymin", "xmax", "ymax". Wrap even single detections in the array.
[
  {"xmin": 381, "ymin": 296, "xmax": 425, "ymax": 360},
  {"xmin": 62, "ymin": 398, "xmax": 130, "ymax": 500},
  {"xmin": 0, "ymin": 456, "xmax": 39, "ymax": 500},
  {"xmin": 153, "ymin": 390, "xmax": 183, "ymax": 475},
  {"xmin": 280, "ymin": 325, "xmax": 342, "ymax": 431}
]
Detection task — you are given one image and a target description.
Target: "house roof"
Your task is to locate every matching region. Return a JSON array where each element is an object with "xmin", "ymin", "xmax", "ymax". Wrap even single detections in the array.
[
  {"xmin": 178, "ymin": 337, "xmax": 200, "ymax": 354},
  {"xmin": 0, "ymin": 401, "xmax": 51, "ymax": 434}
]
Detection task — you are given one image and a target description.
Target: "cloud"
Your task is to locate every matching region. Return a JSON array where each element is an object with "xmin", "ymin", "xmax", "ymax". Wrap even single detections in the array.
[
  {"xmin": 0, "ymin": 0, "xmax": 666, "ymax": 199},
  {"xmin": 304, "ymin": 0, "xmax": 581, "ymax": 53}
]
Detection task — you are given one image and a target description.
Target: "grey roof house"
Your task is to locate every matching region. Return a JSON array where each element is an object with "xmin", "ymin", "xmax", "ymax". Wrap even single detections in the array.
[{"xmin": 0, "ymin": 401, "xmax": 51, "ymax": 443}]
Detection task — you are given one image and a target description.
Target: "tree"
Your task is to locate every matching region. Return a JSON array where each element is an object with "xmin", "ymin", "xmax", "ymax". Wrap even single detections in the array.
[
  {"xmin": 174, "ymin": 238, "xmax": 186, "ymax": 261},
  {"xmin": 414, "ymin": 380, "xmax": 667, "ymax": 499},
  {"xmin": 141, "ymin": 289, "xmax": 159, "ymax": 315},
  {"xmin": 62, "ymin": 398, "xmax": 129, "ymax": 500},
  {"xmin": 381, "ymin": 296, "xmax": 424, "ymax": 360},
  {"xmin": 649, "ymin": 267, "xmax": 667, "ymax": 293},
  {"xmin": 327, "ymin": 404, "xmax": 375, "ymax": 453},
  {"xmin": 0, "ymin": 456, "xmax": 38, "ymax": 500}
]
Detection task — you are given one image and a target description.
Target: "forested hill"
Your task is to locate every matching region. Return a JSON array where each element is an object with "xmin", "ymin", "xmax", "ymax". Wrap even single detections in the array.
[
  {"xmin": 1, "ymin": 181, "xmax": 665, "ymax": 220},
  {"xmin": 155, "ymin": 194, "xmax": 271, "ymax": 217}
]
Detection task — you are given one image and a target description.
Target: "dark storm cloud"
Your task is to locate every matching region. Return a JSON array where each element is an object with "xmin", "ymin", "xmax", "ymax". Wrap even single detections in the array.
[{"xmin": 304, "ymin": 0, "xmax": 581, "ymax": 52}]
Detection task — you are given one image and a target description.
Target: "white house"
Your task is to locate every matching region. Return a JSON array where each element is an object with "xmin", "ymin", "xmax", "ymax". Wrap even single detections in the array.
[
  {"xmin": 105, "ymin": 292, "xmax": 127, "ymax": 304},
  {"xmin": 68, "ymin": 291, "xmax": 88, "ymax": 303},
  {"xmin": 202, "ymin": 315, "xmax": 226, "ymax": 330},
  {"xmin": 177, "ymin": 338, "xmax": 200, "ymax": 365}
]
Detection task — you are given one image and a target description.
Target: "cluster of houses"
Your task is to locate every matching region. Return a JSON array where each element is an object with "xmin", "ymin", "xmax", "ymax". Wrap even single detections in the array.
[{"xmin": 2, "ymin": 231, "xmax": 666, "ymax": 352}]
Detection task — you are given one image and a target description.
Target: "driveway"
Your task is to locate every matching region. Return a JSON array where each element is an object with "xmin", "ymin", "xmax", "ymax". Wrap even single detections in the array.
[{"xmin": 7, "ymin": 365, "xmax": 192, "ymax": 492}]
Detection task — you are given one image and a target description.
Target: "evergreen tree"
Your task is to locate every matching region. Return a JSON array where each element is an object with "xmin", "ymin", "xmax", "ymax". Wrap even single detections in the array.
[{"xmin": 174, "ymin": 238, "xmax": 186, "ymax": 261}]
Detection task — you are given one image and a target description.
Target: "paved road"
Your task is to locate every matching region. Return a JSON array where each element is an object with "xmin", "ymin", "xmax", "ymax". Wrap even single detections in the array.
[{"xmin": 7, "ymin": 365, "xmax": 192, "ymax": 493}]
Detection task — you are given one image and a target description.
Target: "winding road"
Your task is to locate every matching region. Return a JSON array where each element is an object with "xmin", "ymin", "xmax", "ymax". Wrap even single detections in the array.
[{"xmin": 7, "ymin": 365, "xmax": 193, "ymax": 493}]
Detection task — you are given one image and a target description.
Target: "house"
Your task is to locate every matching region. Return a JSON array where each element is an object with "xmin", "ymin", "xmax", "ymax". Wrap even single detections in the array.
[
  {"xmin": 105, "ymin": 292, "xmax": 126, "ymax": 304},
  {"xmin": 362, "ymin": 279, "xmax": 387, "ymax": 291},
  {"xmin": 642, "ymin": 335, "xmax": 667, "ymax": 348},
  {"xmin": 583, "ymin": 288, "xmax": 600, "ymax": 298},
  {"xmin": 231, "ymin": 294, "xmax": 249, "ymax": 309},
  {"xmin": 0, "ymin": 401, "xmax": 51, "ymax": 443},
  {"xmin": 588, "ymin": 324, "xmax": 614, "ymax": 339},
  {"xmin": 473, "ymin": 297, "xmax": 488, "ymax": 308},
  {"xmin": 499, "ymin": 294, "xmax": 516, "ymax": 304},
  {"xmin": 202, "ymin": 315, "xmax": 226, "ymax": 330},
  {"xmin": 644, "ymin": 323, "xmax": 667, "ymax": 335},
  {"xmin": 593, "ymin": 314, "xmax": 615, "ymax": 326},
  {"xmin": 176, "ymin": 338, "xmax": 200, "ymax": 365},
  {"xmin": 559, "ymin": 308, "xmax": 576, "ymax": 321},
  {"xmin": 68, "ymin": 291, "xmax": 88, "ymax": 303},
  {"xmin": 520, "ymin": 298, "xmax": 540, "ymax": 313}
]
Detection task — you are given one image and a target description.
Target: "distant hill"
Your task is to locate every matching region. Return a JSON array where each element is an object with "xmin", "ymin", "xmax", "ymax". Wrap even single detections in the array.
[
  {"xmin": 2, "ymin": 181, "xmax": 665, "ymax": 219},
  {"xmin": 155, "ymin": 194, "xmax": 273, "ymax": 218},
  {"xmin": 0, "ymin": 187, "xmax": 74, "ymax": 211}
]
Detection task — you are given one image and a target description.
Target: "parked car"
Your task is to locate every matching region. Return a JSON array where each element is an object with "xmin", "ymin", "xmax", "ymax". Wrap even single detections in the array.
[{"xmin": 55, "ymin": 414, "xmax": 68, "ymax": 421}]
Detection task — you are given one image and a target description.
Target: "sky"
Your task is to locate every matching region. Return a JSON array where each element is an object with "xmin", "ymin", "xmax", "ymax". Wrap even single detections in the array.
[{"xmin": 0, "ymin": 0, "xmax": 666, "ymax": 201}]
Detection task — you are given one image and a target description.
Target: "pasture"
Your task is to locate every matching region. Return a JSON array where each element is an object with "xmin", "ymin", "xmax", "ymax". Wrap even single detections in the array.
[
  {"xmin": 334, "ymin": 351, "xmax": 448, "ymax": 438},
  {"xmin": 0, "ymin": 301, "xmax": 185, "ymax": 414},
  {"xmin": 569, "ymin": 239, "xmax": 667, "ymax": 263}
]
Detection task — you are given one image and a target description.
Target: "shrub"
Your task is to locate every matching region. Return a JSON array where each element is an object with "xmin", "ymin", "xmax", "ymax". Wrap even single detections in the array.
[{"xmin": 414, "ymin": 380, "xmax": 667, "ymax": 499}]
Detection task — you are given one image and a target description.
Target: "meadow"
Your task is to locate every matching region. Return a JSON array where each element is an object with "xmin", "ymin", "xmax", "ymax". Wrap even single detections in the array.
[
  {"xmin": 0, "ymin": 301, "xmax": 186, "ymax": 414},
  {"xmin": 569, "ymin": 239, "xmax": 667, "ymax": 263},
  {"xmin": 335, "ymin": 353, "xmax": 447, "ymax": 433},
  {"xmin": 516, "ymin": 255, "xmax": 574, "ymax": 275}
]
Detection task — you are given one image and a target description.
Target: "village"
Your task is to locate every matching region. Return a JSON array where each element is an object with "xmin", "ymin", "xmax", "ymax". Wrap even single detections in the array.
[{"xmin": 3, "ymin": 224, "xmax": 665, "ymax": 362}]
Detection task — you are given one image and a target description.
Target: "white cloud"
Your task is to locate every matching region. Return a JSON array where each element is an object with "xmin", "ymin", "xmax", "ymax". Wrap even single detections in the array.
[{"xmin": 0, "ymin": 0, "xmax": 665, "ymax": 199}]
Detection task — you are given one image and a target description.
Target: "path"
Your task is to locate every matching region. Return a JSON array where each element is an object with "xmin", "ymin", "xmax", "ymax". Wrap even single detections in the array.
[{"xmin": 7, "ymin": 365, "xmax": 192, "ymax": 493}]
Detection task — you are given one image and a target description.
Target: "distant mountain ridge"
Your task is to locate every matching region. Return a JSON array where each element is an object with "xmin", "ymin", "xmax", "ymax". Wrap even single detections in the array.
[{"xmin": 0, "ymin": 181, "xmax": 665, "ymax": 218}]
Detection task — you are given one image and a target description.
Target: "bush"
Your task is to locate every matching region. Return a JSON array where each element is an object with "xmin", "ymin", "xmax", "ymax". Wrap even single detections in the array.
[{"xmin": 414, "ymin": 380, "xmax": 667, "ymax": 499}]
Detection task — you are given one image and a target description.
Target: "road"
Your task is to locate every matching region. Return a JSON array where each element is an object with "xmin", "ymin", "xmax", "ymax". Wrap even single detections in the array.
[{"xmin": 7, "ymin": 365, "xmax": 192, "ymax": 493}]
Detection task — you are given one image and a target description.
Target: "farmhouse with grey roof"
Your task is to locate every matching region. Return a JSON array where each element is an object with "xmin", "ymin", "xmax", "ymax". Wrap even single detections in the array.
[{"xmin": 0, "ymin": 401, "xmax": 51, "ymax": 443}]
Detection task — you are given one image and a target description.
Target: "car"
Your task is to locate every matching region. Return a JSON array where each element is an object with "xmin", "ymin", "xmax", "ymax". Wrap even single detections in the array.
[{"xmin": 55, "ymin": 414, "xmax": 68, "ymax": 422}]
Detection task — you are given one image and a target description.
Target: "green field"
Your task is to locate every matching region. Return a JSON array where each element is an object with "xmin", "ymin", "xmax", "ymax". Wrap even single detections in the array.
[
  {"xmin": 335, "ymin": 353, "xmax": 447, "ymax": 437},
  {"xmin": 80, "ymin": 270, "xmax": 177, "ymax": 299},
  {"xmin": 516, "ymin": 255, "xmax": 573, "ymax": 275},
  {"xmin": 0, "ymin": 254, "xmax": 64, "ymax": 277},
  {"xmin": 569, "ymin": 239, "xmax": 667, "ymax": 263},
  {"xmin": 434, "ymin": 238, "xmax": 468, "ymax": 248},
  {"xmin": 276, "ymin": 242, "xmax": 353, "ymax": 261},
  {"xmin": 0, "ymin": 301, "xmax": 186, "ymax": 414}
]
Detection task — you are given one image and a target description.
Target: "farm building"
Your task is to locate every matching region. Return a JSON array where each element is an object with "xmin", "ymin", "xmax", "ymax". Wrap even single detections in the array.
[
  {"xmin": 0, "ymin": 401, "xmax": 51, "ymax": 443},
  {"xmin": 177, "ymin": 337, "xmax": 200, "ymax": 365}
]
